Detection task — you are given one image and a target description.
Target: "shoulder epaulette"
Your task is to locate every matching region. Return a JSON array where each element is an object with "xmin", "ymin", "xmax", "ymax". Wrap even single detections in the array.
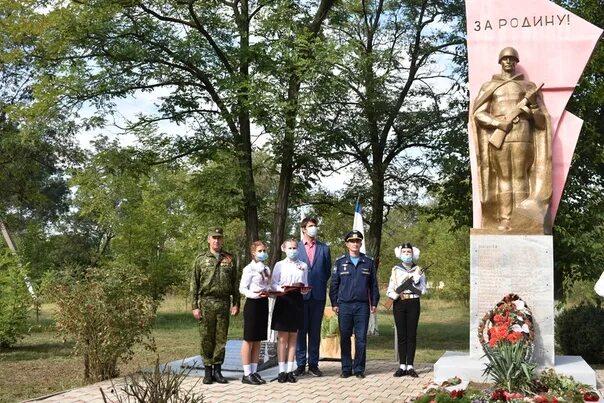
[{"xmin": 335, "ymin": 254, "xmax": 346, "ymax": 261}]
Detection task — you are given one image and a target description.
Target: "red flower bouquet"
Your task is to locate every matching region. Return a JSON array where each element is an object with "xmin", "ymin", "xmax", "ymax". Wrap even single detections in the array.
[{"xmin": 478, "ymin": 293, "xmax": 535, "ymax": 357}]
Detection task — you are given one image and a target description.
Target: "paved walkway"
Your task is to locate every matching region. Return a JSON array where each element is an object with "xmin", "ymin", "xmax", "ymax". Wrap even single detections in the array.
[
  {"xmin": 26, "ymin": 361, "xmax": 432, "ymax": 403},
  {"xmin": 25, "ymin": 361, "xmax": 604, "ymax": 403}
]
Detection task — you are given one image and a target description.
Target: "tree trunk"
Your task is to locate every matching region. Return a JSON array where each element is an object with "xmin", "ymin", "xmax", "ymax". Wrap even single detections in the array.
[
  {"xmin": 270, "ymin": 76, "xmax": 300, "ymax": 267},
  {"xmin": 236, "ymin": 0, "xmax": 259, "ymax": 254}
]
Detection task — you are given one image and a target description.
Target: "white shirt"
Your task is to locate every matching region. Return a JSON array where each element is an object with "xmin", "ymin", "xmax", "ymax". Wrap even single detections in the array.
[
  {"xmin": 239, "ymin": 261, "xmax": 271, "ymax": 299},
  {"xmin": 271, "ymin": 258, "xmax": 308, "ymax": 292},
  {"xmin": 386, "ymin": 264, "xmax": 427, "ymax": 300}
]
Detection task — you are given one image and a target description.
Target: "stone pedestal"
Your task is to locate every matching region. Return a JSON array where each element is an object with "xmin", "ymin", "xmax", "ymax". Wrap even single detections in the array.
[
  {"xmin": 434, "ymin": 352, "xmax": 599, "ymax": 390},
  {"xmin": 470, "ymin": 234, "xmax": 554, "ymax": 366}
]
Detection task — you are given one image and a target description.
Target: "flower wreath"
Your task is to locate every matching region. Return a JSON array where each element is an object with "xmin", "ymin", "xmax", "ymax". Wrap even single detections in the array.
[{"xmin": 477, "ymin": 293, "xmax": 535, "ymax": 358}]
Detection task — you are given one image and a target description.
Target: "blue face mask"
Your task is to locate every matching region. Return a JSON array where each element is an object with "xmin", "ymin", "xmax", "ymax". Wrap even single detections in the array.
[
  {"xmin": 286, "ymin": 249, "xmax": 298, "ymax": 260},
  {"xmin": 256, "ymin": 251, "xmax": 268, "ymax": 262},
  {"xmin": 401, "ymin": 255, "xmax": 413, "ymax": 264}
]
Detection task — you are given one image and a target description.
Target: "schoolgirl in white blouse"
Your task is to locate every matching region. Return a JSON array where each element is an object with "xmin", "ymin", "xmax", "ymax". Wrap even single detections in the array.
[
  {"xmin": 270, "ymin": 239, "xmax": 309, "ymax": 383},
  {"xmin": 239, "ymin": 240, "xmax": 271, "ymax": 385}
]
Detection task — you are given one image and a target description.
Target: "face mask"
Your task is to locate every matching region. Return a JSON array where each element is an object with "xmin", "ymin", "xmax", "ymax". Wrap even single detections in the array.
[
  {"xmin": 401, "ymin": 255, "xmax": 413, "ymax": 264},
  {"xmin": 256, "ymin": 251, "xmax": 268, "ymax": 262},
  {"xmin": 306, "ymin": 226, "xmax": 318, "ymax": 238},
  {"xmin": 286, "ymin": 249, "xmax": 298, "ymax": 260}
]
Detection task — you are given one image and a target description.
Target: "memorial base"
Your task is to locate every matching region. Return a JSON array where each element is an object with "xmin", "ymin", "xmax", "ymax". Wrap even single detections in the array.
[{"xmin": 434, "ymin": 351, "xmax": 600, "ymax": 390}]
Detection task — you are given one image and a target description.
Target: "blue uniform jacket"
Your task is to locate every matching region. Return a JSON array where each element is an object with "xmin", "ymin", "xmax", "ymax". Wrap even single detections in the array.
[
  {"xmin": 297, "ymin": 240, "xmax": 332, "ymax": 301},
  {"xmin": 329, "ymin": 253, "xmax": 380, "ymax": 308}
]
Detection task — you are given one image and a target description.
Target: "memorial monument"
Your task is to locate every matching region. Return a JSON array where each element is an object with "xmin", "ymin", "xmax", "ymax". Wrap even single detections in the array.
[{"xmin": 434, "ymin": 0, "xmax": 602, "ymax": 386}]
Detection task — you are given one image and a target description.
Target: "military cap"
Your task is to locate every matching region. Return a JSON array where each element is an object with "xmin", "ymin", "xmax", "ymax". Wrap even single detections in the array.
[
  {"xmin": 344, "ymin": 230, "xmax": 363, "ymax": 242},
  {"xmin": 208, "ymin": 227, "xmax": 224, "ymax": 237}
]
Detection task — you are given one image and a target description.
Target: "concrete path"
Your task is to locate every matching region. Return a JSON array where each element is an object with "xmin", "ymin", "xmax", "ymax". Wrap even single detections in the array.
[
  {"xmin": 24, "ymin": 362, "xmax": 604, "ymax": 403},
  {"xmin": 26, "ymin": 360, "xmax": 432, "ymax": 403}
]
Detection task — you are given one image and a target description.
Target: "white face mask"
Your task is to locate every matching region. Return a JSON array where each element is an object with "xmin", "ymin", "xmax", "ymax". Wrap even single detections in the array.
[
  {"xmin": 286, "ymin": 249, "xmax": 299, "ymax": 260},
  {"xmin": 306, "ymin": 226, "xmax": 318, "ymax": 238}
]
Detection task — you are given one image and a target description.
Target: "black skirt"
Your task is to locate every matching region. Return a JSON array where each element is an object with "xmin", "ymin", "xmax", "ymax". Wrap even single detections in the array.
[
  {"xmin": 271, "ymin": 291, "xmax": 303, "ymax": 332},
  {"xmin": 243, "ymin": 297, "xmax": 269, "ymax": 341}
]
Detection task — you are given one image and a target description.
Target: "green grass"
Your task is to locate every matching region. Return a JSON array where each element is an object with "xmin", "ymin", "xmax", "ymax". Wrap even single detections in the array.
[{"xmin": 0, "ymin": 296, "xmax": 468, "ymax": 402}]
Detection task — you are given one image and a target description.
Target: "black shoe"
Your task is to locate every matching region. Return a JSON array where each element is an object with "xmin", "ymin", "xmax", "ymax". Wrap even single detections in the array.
[
  {"xmin": 212, "ymin": 364, "xmax": 228, "ymax": 383},
  {"xmin": 287, "ymin": 372, "xmax": 297, "ymax": 383},
  {"xmin": 293, "ymin": 365, "xmax": 305, "ymax": 376},
  {"xmin": 251, "ymin": 373, "xmax": 266, "ymax": 384},
  {"xmin": 407, "ymin": 368, "xmax": 418, "ymax": 377},
  {"xmin": 340, "ymin": 371, "xmax": 352, "ymax": 378},
  {"xmin": 242, "ymin": 374, "xmax": 261, "ymax": 385},
  {"xmin": 203, "ymin": 365, "xmax": 213, "ymax": 384},
  {"xmin": 355, "ymin": 372, "xmax": 365, "ymax": 379},
  {"xmin": 308, "ymin": 366, "xmax": 323, "ymax": 377},
  {"xmin": 277, "ymin": 372, "xmax": 288, "ymax": 383},
  {"xmin": 393, "ymin": 368, "xmax": 407, "ymax": 377}
]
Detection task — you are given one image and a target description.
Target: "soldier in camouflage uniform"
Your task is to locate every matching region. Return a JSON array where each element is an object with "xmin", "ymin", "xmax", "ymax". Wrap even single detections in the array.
[{"xmin": 190, "ymin": 227, "xmax": 240, "ymax": 384}]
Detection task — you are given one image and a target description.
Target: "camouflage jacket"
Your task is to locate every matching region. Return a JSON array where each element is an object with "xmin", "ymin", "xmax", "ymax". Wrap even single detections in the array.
[{"xmin": 189, "ymin": 250, "xmax": 240, "ymax": 310}]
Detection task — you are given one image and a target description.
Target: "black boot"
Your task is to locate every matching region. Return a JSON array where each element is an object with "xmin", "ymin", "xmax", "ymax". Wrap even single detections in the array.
[
  {"xmin": 203, "ymin": 365, "xmax": 213, "ymax": 384},
  {"xmin": 213, "ymin": 364, "xmax": 228, "ymax": 383}
]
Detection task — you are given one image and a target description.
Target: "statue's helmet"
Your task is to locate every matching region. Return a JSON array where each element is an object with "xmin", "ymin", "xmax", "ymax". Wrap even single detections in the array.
[{"xmin": 498, "ymin": 47, "xmax": 519, "ymax": 63}]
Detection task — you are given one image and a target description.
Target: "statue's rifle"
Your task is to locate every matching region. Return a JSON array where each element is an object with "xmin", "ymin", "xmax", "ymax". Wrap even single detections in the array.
[{"xmin": 489, "ymin": 82, "xmax": 544, "ymax": 149}]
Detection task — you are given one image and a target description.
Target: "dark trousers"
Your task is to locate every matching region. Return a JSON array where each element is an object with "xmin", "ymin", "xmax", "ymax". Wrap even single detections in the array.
[
  {"xmin": 339, "ymin": 302, "xmax": 369, "ymax": 374},
  {"xmin": 393, "ymin": 298, "xmax": 420, "ymax": 365},
  {"xmin": 296, "ymin": 298, "xmax": 326, "ymax": 368}
]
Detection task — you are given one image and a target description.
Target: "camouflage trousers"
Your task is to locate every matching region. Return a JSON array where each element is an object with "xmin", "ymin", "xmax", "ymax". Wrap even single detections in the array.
[{"xmin": 199, "ymin": 297, "xmax": 231, "ymax": 365}]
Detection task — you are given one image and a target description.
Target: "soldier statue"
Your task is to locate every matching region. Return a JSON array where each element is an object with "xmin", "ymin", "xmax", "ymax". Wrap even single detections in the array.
[
  {"xmin": 190, "ymin": 227, "xmax": 240, "ymax": 384},
  {"xmin": 472, "ymin": 47, "xmax": 552, "ymax": 233}
]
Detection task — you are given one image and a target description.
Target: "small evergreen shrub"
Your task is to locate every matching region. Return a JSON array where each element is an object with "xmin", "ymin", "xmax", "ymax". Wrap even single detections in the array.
[
  {"xmin": 0, "ymin": 252, "xmax": 32, "ymax": 349},
  {"xmin": 555, "ymin": 304, "xmax": 604, "ymax": 363}
]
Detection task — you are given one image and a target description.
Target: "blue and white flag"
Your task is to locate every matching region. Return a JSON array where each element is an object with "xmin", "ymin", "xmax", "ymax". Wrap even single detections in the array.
[{"xmin": 353, "ymin": 198, "xmax": 366, "ymax": 254}]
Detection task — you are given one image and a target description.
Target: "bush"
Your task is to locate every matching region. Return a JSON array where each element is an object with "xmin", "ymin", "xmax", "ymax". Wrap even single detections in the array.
[
  {"xmin": 0, "ymin": 251, "xmax": 32, "ymax": 349},
  {"xmin": 44, "ymin": 264, "xmax": 159, "ymax": 381},
  {"xmin": 555, "ymin": 304, "xmax": 604, "ymax": 363},
  {"xmin": 100, "ymin": 358, "xmax": 204, "ymax": 403}
]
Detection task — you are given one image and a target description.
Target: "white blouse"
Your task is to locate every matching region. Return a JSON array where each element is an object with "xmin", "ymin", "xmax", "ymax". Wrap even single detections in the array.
[
  {"xmin": 386, "ymin": 264, "xmax": 427, "ymax": 300},
  {"xmin": 271, "ymin": 258, "xmax": 308, "ymax": 292},
  {"xmin": 239, "ymin": 261, "xmax": 271, "ymax": 299}
]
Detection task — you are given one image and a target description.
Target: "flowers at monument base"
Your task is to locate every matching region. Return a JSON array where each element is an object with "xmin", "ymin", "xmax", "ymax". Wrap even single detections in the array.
[{"xmin": 478, "ymin": 293, "xmax": 535, "ymax": 354}]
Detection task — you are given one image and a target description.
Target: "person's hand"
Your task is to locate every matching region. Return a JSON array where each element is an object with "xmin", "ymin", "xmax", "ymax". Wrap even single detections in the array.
[
  {"xmin": 332, "ymin": 306, "xmax": 339, "ymax": 315},
  {"xmin": 370, "ymin": 305, "xmax": 377, "ymax": 314},
  {"xmin": 412, "ymin": 270, "xmax": 422, "ymax": 283},
  {"xmin": 192, "ymin": 308, "xmax": 202, "ymax": 321},
  {"xmin": 257, "ymin": 290, "xmax": 269, "ymax": 298},
  {"xmin": 230, "ymin": 306, "xmax": 239, "ymax": 316}
]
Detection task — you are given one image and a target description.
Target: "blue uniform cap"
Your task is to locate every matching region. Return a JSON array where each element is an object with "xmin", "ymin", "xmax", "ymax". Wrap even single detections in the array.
[{"xmin": 344, "ymin": 230, "xmax": 363, "ymax": 242}]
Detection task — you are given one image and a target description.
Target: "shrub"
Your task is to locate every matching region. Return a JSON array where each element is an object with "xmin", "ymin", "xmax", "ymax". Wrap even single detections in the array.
[
  {"xmin": 0, "ymin": 251, "xmax": 32, "ymax": 349},
  {"xmin": 555, "ymin": 304, "xmax": 604, "ymax": 363},
  {"xmin": 100, "ymin": 358, "xmax": 204, "ymax": 403},
  {"xmin": 44, "ymin": 264, "xmax": 158, "ymax": 381}
]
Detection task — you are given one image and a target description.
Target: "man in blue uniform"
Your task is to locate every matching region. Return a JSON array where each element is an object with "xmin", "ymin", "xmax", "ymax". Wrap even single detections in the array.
[
  {"xmin": 295, "ymin": 217, "xmax": 332, "ymax": 377},
  {"xmin": 329, "ymin": 230, "xmax": 379, "ymax": 379}
]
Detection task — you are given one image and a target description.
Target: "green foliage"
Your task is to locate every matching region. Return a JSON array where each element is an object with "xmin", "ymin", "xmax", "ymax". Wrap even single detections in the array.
[
  {"xmin": 100, "ymin": 358, "xmax": 204, "ymax": 403},
  {"xmin": 43, "ymin": 264, "xmax": 158, "ymax": 381},
  {"xmin": 381, "ymin": 209, "xmax": 470, "ymax": 301},
  {"xmin": 561, "ymin": 278, "xmax": 601, "ymax": 309},
  {"xmin": 320, "ymin": 314, "xmax": 339, "ymax": 338},
  {"xmin": 555, "ymin": 304, "xmax": 604, "ymax": 363},
  {"xmin": 0, "ymin": 252, "xmax": 32, "ymax": 349},
  {"xmin": 482, "ymin": 340, "xmax": 537, "ymax": 393}
]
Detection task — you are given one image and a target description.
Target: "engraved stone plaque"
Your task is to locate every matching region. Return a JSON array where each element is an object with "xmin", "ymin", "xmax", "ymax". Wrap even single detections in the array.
[{"xmin": 470, "ymin": 235, "xmax": 554, "ymax": 366}]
